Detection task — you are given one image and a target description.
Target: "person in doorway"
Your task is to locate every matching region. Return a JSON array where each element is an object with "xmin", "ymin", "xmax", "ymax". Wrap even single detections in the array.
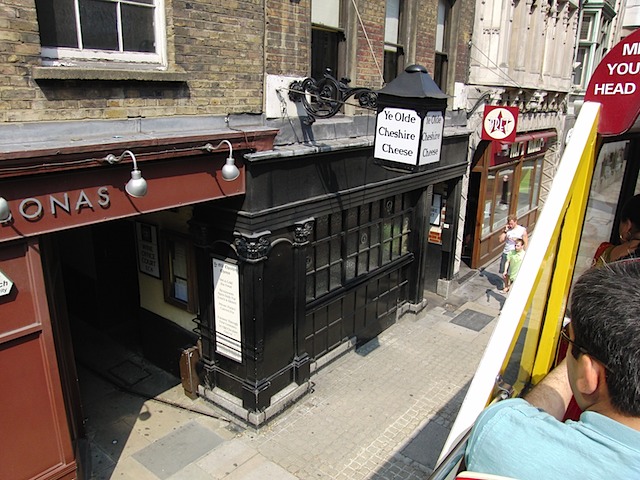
[
  {"xmin": 593, "ymin": 194, "xmax": 640, "ymax": 266},
  {"xmin": 498, "ymin": 214, "xmax": 528, "ymax": 289},
  {"xmin": 465, "ymin": 260, "xmax": 640, "ymax": 479},
  {"xmin": 501, "ymin": 238, "xmax": 525, "ymax": 293}
]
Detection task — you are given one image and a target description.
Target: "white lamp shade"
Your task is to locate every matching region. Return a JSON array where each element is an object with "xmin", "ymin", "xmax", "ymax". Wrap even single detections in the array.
[
  {"xmin": 0, "ymin": 197, "xmax": 11, "ymax": 222},
  {"xmin": 125, "ymin": 170, "xmax": 148, "ymax": 197},
  {"xmin": 221, "ymin": 157, "xmax": 240, "ymax": 181}
]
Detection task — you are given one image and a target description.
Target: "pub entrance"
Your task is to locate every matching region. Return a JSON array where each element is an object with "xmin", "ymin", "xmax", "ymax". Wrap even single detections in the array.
[
  {"xmin": 54, "ymin": 220, "xmax": 141, "ymax": 351},
  {"xmin": 42, "ymin": 219, "xmax": 146, "ymax": 476}
]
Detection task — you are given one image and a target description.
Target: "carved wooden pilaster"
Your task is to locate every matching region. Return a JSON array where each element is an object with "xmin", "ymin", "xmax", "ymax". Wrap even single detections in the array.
[
  {"xmin": 233, "ymin": 231, "xmax": 271, "ymax": 263},
  {"xmin": 293, "ymin": 218, "xmax": 315, "ymax": 247}
]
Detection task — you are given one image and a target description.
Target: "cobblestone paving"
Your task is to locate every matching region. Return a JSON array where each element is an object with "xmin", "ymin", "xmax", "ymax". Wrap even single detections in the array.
[{"xmin": 238, "ymin": 296, "xmax": 497, "ymax": 480}]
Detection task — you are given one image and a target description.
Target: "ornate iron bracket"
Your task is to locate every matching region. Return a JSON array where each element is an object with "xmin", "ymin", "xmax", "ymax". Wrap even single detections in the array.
[{"xmin": 288, "ymin": 69, "xmax": 378, "ymax": 124}]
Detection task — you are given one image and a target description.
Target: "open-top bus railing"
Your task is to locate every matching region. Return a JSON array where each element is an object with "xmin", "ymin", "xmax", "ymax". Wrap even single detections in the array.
[{"xmin": 429, "ymin": 101, "xmax": 601, "ymax": 478}]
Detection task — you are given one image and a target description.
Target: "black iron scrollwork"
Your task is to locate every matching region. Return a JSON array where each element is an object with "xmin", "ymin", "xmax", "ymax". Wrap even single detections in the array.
[{"xmin": 289, "ymin": 69, "xmax": 377, "ymax": 124}]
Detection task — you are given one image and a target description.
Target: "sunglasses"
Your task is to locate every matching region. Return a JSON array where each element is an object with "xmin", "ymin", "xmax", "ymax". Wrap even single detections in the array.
[{"xmin": 561, "ymin": 324, "xmax": 612, "ymax": 371}]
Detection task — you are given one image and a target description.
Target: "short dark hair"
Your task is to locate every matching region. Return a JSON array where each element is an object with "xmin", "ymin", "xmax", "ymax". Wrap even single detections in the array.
[
  {"xmin": 570, "ymin": 260, "xmax": 640, "ymax": 416},
  {"xmin": 621, "ymin": 194, "xmax": 640, "ymax": 233}
]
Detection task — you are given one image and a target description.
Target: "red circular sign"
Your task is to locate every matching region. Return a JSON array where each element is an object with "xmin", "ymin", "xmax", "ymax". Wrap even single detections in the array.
[{"xmin": 585, "ymin": 28, "xmax": 640, "ymax": 136}]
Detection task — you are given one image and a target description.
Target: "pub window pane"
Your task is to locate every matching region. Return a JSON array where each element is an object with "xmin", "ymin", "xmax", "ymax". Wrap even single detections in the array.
[
  {"xmin": 79, "ymin": 0, "xmax": 119, "ymax": 51},
  {"xmin": 317, "ymin": 242, "xmax": 329, "ymax": 268},
  {"xmin": 306, "ymin": 276, "xmax": 315, "ymax": 301},
  {"xmin": 330, "ymin": 264, "xmax": 342, "ymax": 290},
  {"xmin": 492, "ymin": 168, "xmax": 514, "ymax": 231},
  {"xmin": 370, "ymin": 223, "xmax": 380, "ymax": 246},
  {"xmin": 316, "ymin": 269, "xmax": 329, "ymax": 297},
  {"xmin": 331, "ymin": 214, "xmax": 342, "ymax": 235},
  {"xmin": 345, "ymin": 257, "xmax": 356, "ymax": 281},
  {"xmin": 382, "ymin": 240, "xmax": 391, "ymax": 264},
  {"xmin": 316, "ymin": 215, "xmax": 329, "ymax": 238},
  {"xmin": 346, "ymin": 231, "xmax": 358, "ymax": 256},
  {"xmin": 359, "ymin": 229, "xmax": 369, "ymax": 252},
  {"xmin": 369, "ymin": 246, "xmax": 379, "ymax": 270},
  {"xmin": 358, "ymin": 252, "xmax": 368, "ymax": 276},
  {"xmin": 385, "ymin": 198, "xmax": 395, "ymax": 216},
  {"xmin": 35, "ymin": 0, "xmax": 78, "ymax": 48},
  {"xmin": 401, "ymin": 216, "xmax": 410, "ymax": 254},
  {"xmin": 122, "ymin": 4, "xmax": 155, "ymax": 52},
  {"xmin": 330, "ymin": 237, "xmax": 341, "ymax": 263},
  {"xmin": 482, "ymin": 173, "xmax": 495, "ymax": 236},
  {"xmin": 383, "ymin": 219, "xmax": 393, "ymax": 241},
  {"xmin": 532, "ymin": 159, "xmax": 543, "ymax": 208},
  {"xmin": 517, "ymin": 161, "xmax": 535, "ymax": 216}
]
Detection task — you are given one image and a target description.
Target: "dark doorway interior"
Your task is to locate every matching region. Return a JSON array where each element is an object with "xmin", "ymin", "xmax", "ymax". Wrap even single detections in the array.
[
  {"xmin": 43, "ymin": 219, "xmax": 171, "ymax": 478},
  {"xmin": 56, "ymin": 220, "xmax": 142, "ymax": 349}
]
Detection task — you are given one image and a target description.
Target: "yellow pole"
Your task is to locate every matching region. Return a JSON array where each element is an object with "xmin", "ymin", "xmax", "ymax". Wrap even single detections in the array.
[{"xmin": 530, "ymin": 119, "xmax": 600, "ymax": 383}]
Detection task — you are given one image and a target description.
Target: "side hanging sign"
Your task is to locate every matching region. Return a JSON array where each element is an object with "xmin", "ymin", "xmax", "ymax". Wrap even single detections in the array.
[{"xmin": 481, "ymin": 105, "xmax": 519, "ymax": 143}]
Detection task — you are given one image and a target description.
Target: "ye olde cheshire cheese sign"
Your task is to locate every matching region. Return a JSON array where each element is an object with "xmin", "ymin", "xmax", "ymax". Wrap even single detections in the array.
[
  {"xmin": 374, "ymin": 107, "xmax": 444, "ymax": 167},
  {"xmin": 585, "ymin": 27, "xmax": 640, "ymax": 136}
]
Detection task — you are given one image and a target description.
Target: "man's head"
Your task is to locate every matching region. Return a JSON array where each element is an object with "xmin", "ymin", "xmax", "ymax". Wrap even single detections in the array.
[
  {"xmin": 569, "ymin": 260, "xmax": 640, "ymax": 416},
  {"xmin": 514, "ymin": 238, "xmax": 524, "ymax": 250},
  {"xmin": 507, "ymin": 214, "xmax": 518, "ymax": 228}
]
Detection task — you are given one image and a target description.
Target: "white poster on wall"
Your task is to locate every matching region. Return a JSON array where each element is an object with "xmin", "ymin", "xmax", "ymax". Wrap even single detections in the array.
[
  {"xmin": 135, "ymin": 222, "xmax": 160, "ymax": 278},
  {"xmin": 213, "ymin": 257, "xmax": 242, "ymax": 363}
]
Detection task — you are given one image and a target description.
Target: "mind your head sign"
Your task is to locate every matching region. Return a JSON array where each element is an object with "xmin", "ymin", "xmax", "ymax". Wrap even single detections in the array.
[
  {"xmin": 585, "ymin": 27, "xmax": 640, "ymax": 136},
  {"xmin": 374, "ymin": 107, "xmax": 444, "ymax": 168}
]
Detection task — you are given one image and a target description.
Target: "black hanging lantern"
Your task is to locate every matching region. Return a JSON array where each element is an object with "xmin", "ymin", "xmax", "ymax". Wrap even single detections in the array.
[{"xmin": 373, "ymin": 65, "xmax": 448, "ymax": 171}]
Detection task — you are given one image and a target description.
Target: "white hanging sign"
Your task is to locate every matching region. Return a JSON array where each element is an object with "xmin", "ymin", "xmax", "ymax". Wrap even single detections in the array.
[
  {"xmin": 419, "ymin": 111, "xmax": 444, "ymax": 165},
  {"xmin": 374, "ymin": 107, "xmax": 421, "ymax": 165}
]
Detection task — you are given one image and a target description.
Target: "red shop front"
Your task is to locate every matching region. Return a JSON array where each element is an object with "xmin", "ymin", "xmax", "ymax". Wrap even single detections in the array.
[{"xmin": 0, "ymin": 130, "xmax": 275, "ymax": 479}]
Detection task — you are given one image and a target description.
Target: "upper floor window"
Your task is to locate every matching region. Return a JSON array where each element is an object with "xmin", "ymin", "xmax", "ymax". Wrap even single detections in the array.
[
  {"xmin": 384, "ymin": 0, "xmax": 404, "ymax": 83},
  {"xmin": 580, "ymin": 14, "xmax": 593, "ymax": 41},
  {"xmin": 311, "ymin": 0, "xmax": 344, "ymax": 80},
  {"xmin": 434, "ymin": 0, "xmax": 451, "ymax": 90},
  {"xmin": 35, "ymin": 0, "xmax": 166, "ymax": 66}
]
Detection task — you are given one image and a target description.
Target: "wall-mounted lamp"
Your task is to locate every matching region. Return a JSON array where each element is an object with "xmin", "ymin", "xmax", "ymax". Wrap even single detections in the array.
[
  {"xmin": 0, "ymin": 197, "xmax": 11, "ymax": 224},
  {"xmin": 203, "ymin": 140, "xmax": 240, "ymax": 181},
  {"xmin": 104, "ymin": 150, "xmax": 148, "ymax": 197}
]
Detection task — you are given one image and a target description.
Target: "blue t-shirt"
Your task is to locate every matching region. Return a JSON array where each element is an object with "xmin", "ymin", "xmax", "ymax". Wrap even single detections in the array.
[{"xmin": 465, "ymin": 398, "xmax": 640, "ymax": 479}]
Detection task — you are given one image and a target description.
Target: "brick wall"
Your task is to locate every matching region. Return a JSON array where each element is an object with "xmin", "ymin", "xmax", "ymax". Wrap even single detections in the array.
[
  {"xmin": 416, "ymin": 3, "xmax": 438, "ymax": 75},
  {"xmin": 454, "ymin": 0, "xmax": 475, "ymax": 85},
  {"xmin": 0, "ymin": 0, "xmax": 265, "ymax": 124},
  {"xmin": 265, "ymin": 0, "xmax": 309, "ymax": 77},
  {"xmin": 354, "ymin": 0, "xmax": 386, "ymax": 90},
  {"xmin": 0, "ymin": 0, "xmax": 475, "ymax": 126}
]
